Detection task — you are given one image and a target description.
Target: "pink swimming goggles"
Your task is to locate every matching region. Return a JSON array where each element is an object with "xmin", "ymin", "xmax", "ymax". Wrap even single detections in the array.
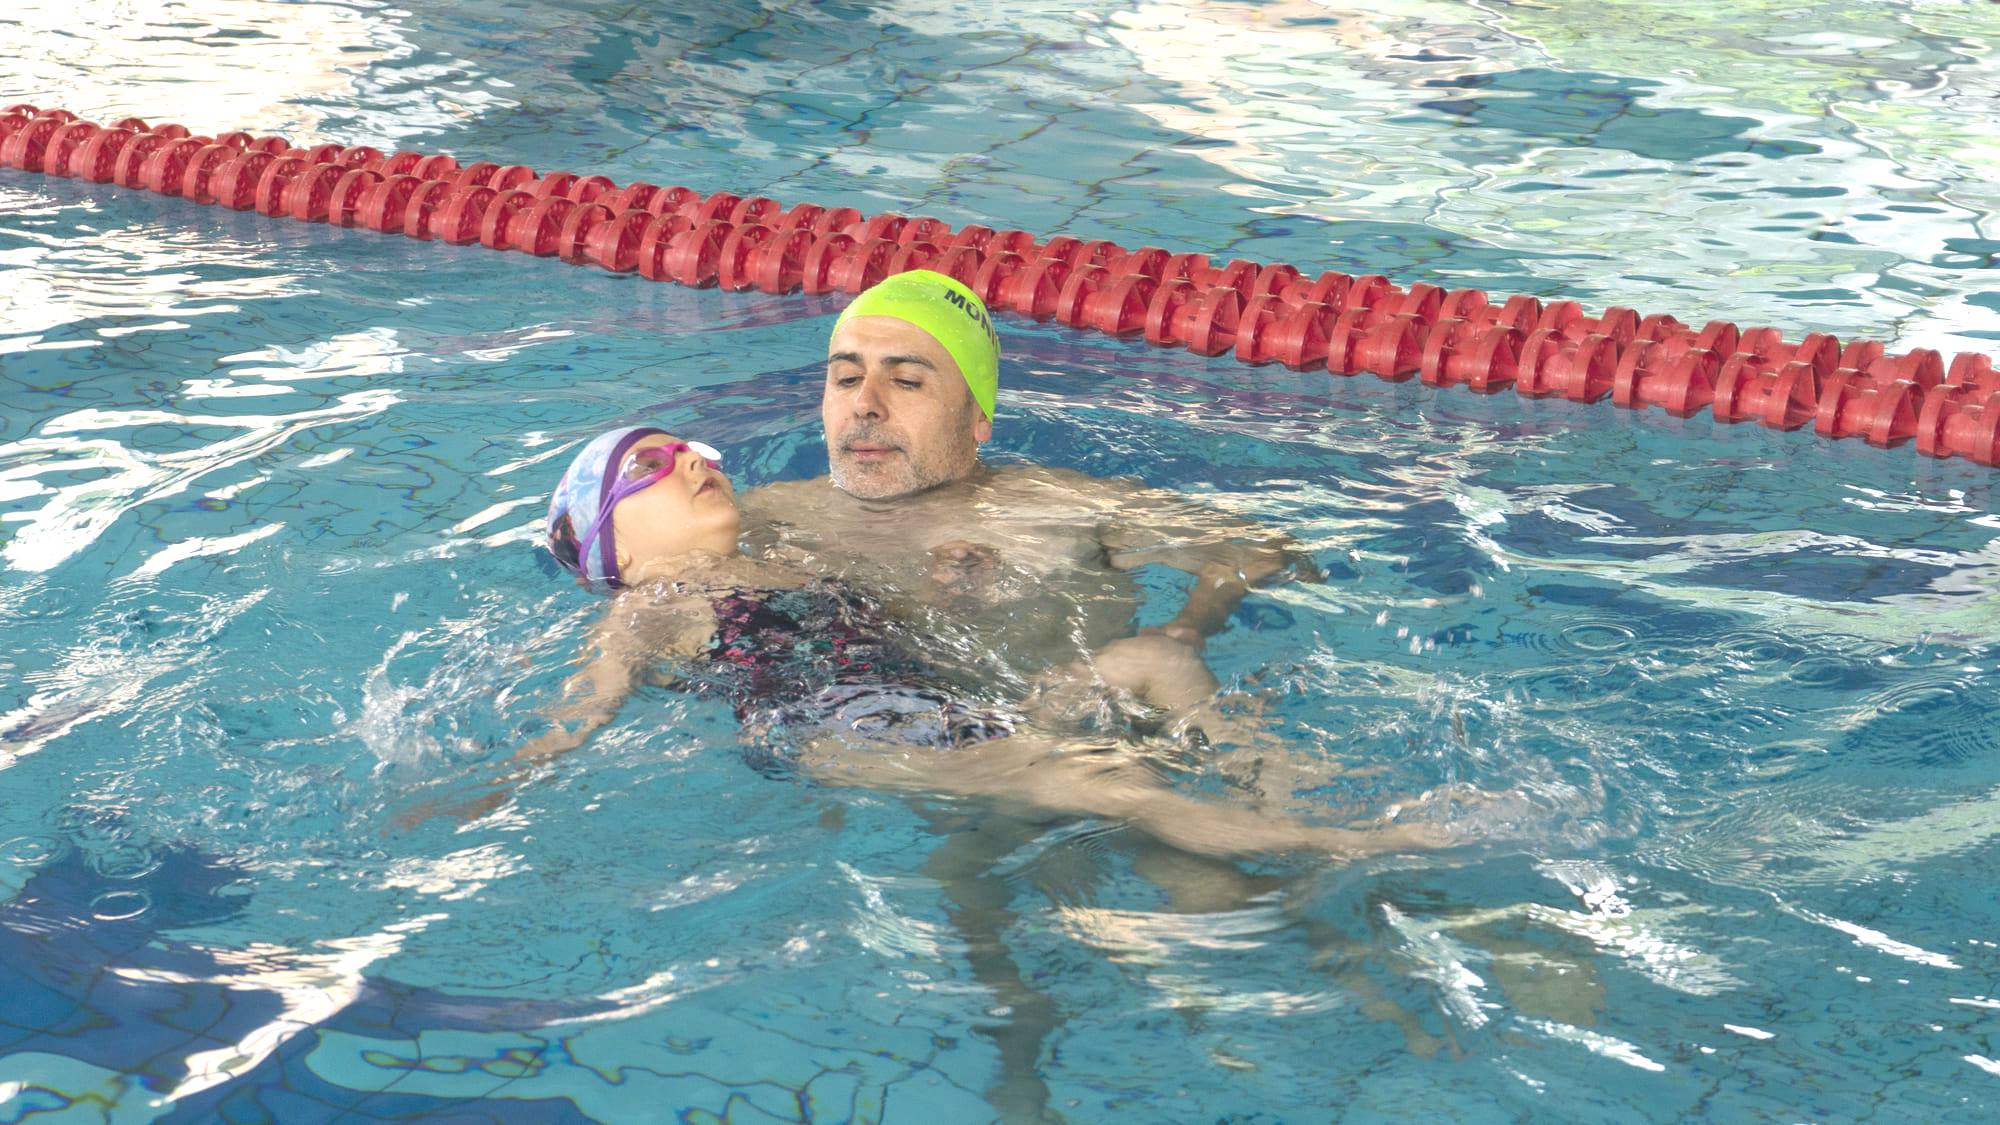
[
  {"xmin": 571, "ymin": 439, "xmax": 723, "ymax": 578},
  {"xmin": 547, "ymin": 426, "xmax": 723, "ymax": 587}
]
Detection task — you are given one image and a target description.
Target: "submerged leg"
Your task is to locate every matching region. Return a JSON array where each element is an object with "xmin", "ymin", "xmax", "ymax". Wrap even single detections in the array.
[
  {"xmin": 1124, "ymin": 842, "xmax": 1458, "ymax": 1059},
  {"xmin": 916, "ymin": 804, "xmax": 1072, "ymax": 1124},
  {"xmin": 798, "ymin": 733, "xmax": 1457, "ymax": 861},
  {"xmin": 1125, "ymin": 840, "xmax": 1281, "ymax": 915}
]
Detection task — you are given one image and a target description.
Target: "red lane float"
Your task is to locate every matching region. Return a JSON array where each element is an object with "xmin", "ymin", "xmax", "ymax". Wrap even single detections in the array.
[{"xmin": 4, "ymin": 104, "xmax": 1995, "ymax": 467}]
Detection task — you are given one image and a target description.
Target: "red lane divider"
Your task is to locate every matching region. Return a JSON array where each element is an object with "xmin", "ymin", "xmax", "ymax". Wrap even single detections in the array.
[{"xmin": 4, "ymin": 104, "xmax": 1996, "ymax": 467}]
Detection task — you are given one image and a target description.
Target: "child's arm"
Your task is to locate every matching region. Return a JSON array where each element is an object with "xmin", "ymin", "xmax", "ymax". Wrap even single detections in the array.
[
  {"xmin": 513, "ymin": 616, "xmax": 643, "ymax": 762},
  {"xmin": 397, "ymin": 595, "xmax": 710, "ymax": 827},
  {"xmin": 516, "ymin": 593, "xmax": 714, "ymax": 761}
]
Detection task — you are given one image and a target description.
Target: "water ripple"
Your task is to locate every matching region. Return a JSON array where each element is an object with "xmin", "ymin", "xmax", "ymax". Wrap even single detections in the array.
[
  {"xmin": 2, "ymin": 2, "xmax": 1998, "ymax": 1121},
  {"xmin": 0, "ymin": 391, "xmax": 398, "ymax": 574},
  {"xmin": 1840, "ymin": 673, "xmax": 2000, "ymax": 768}
]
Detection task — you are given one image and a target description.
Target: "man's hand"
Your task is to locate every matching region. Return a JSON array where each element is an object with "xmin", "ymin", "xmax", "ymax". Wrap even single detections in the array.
[{"xmin": 1283, "ymin": 546, "xmax": 1326, "ymax": 584}]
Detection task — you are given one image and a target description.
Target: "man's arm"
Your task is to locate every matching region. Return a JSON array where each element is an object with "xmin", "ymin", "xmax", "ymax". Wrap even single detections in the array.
[
  {"xmin": 1145, "ymin": 561, "xmax": 1255, "ymax": 650},
  {"xmin": 1027, "ymin": 466, "xmax": 1316, "ymax": 583},
  {"xmin": 1022, "ymin": 467, "xmax": 1318, "ymax": 641}
]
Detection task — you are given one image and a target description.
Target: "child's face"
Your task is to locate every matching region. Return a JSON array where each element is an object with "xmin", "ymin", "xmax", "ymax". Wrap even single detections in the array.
[{"xmin": 608, "ymin": 434, "xmax": 740, "ymax": 569}]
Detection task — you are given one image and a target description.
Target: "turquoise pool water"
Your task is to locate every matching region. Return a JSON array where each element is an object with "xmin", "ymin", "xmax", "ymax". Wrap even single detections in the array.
[{"xmin": 4, "ymin": 1, "xmax": 1999, "ymax": 1121}]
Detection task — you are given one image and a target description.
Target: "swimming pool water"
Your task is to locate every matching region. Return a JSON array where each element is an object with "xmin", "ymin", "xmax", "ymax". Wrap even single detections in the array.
[{"xmin": 4, "ymin": 1, "xmax": 1999, "ymax": 1121}]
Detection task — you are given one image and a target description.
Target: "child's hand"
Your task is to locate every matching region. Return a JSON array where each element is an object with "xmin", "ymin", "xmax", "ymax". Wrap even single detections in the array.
[
  {"xmin": 1376, "ymin": 778, "xmax": 1607, "ymax": 848},
  {"xmin": 392, "ymin": 786, "xmax": 508, "ymax": 831}
]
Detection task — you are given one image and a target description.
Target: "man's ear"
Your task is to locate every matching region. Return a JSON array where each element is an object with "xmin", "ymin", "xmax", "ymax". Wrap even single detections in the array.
[{"xmin": 974, "ymin": 413, "xmax": 993, "ymax": 444}]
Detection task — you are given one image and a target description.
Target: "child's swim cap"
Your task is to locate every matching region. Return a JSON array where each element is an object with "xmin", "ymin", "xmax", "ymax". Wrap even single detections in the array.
[
  {"xmin": 545, "ymin": 425, "xmax": 667, "ymax": 585},
  {"xmin": 834, "ymin": 269, "xmax": 1000, "ymax": 419}
]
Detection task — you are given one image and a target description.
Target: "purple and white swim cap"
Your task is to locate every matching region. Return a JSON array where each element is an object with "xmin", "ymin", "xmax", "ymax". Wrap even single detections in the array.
[{"xmin": 544, "ymin": 426, "xmax": 667, "ymax": 586}]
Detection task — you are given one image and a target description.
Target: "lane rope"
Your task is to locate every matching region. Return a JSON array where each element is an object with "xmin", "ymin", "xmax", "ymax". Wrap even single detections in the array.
[{"xmin": 5, "ymin": 104, "xmax": 1996, "ymax": 467}]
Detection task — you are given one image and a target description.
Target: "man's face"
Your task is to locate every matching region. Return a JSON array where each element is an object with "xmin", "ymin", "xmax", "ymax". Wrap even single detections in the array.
[{"xmin": 823, "ymin": 315, "xmax": 992, "ymax": 500}]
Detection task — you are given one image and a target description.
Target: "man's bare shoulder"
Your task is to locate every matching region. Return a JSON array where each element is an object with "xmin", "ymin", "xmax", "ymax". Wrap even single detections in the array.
[{"xmin": 984, "ymin": 462, "xmax": 1147, "ymax": 504}]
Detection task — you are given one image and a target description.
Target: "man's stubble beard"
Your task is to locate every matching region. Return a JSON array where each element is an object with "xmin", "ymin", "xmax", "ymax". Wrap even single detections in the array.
[{"xmin": 828, "ymin": 411, "xmax": 978, "ymax": 501}]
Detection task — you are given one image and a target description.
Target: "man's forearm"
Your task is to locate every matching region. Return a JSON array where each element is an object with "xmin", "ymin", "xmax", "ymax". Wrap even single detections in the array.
[
  {"xmin": 1151, "ymin": 562, "xmax": 1254, "ymax": 647},
  {"xmin": 1109, "ymin": 536, "xmax": 1296, "ymax": 581}
]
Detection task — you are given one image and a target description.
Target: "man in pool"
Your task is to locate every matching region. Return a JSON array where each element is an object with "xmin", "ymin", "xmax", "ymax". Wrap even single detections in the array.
[
  {"xmin": 739, "ymin": 269, "xmax": 1315, "ymax": 685},
  {"xmin": 482, "ymin": 423, "xmax": 1448, "ymax": 860}
]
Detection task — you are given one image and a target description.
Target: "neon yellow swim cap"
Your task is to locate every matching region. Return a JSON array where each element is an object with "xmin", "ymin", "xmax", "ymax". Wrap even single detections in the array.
[{"xmin": 834, "ymin": 269, "xmax": 1000, "ymax": 419}]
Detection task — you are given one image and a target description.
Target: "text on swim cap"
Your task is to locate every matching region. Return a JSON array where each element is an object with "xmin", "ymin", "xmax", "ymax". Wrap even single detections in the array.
[{"xmin": 940, "ymin": 285, "xmax": 999, "ymax": 349}]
